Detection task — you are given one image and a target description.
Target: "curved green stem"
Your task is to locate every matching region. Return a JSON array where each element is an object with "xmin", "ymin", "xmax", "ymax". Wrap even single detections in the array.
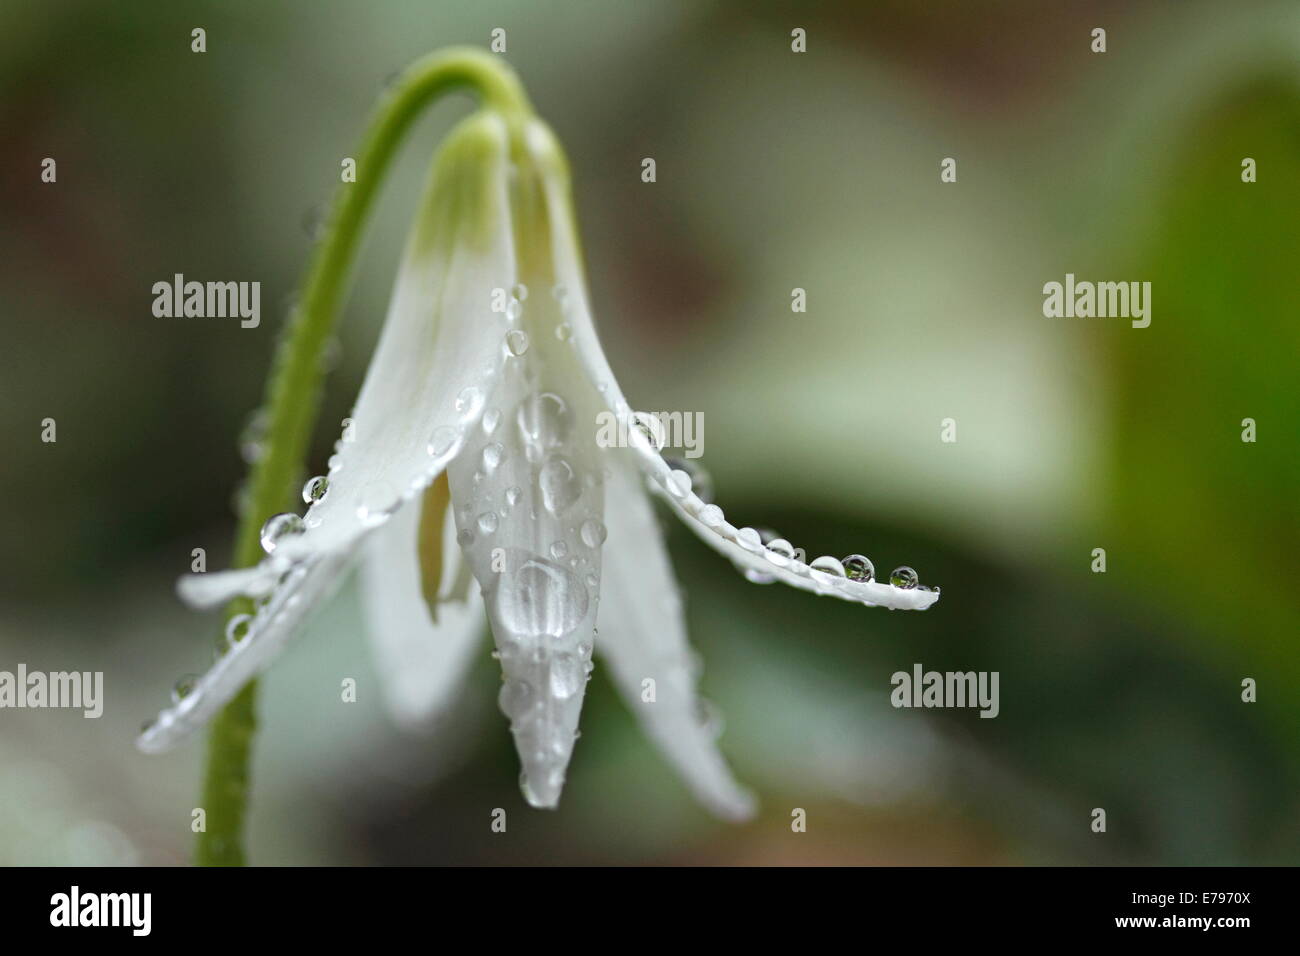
[{"xmin": 195, "ymin": 47, "xmax": 532, "ymax": 866}]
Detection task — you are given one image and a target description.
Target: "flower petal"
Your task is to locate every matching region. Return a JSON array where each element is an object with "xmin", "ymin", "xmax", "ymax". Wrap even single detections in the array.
[
  {"xmin": 443, "ymin": 130, "xmax": 612, "ymax": 805},
  {"xmin": 598, "ymin": 458, "xmax": 757, "ymax": 821},
  {"xmin": 138, "ymin": 551, "xmax": 353, "ymax": 753},
  {"xmin": 360, "ymin": 479, "xmax": 484, "ymax": 729},
  {"xmin": 140, "ymin": 112, "xmax": 516, "ymax": 750},
  {"xmin": 526, "ymin": 118, "xmax": 938, "ymax": 612}
]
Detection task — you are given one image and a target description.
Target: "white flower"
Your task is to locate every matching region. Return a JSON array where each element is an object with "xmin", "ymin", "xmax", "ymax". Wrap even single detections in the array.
[{"xmin": 138, "ymin": 108, "xmax": 938, "ymax": 820}]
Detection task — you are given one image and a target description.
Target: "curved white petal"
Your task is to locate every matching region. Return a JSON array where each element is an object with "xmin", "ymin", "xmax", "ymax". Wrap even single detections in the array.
[
  {"xmin": 139, "ymin": 551, "xmax": 353, "ymax": 753},
  {"xmin": 526, "ymin": 120, "xmax": 937, "ymax": 612},
  {"xmin": 443, "ymin": 126, "xmax": 613, "ymax": 806},
  {"xmin": 176, "ymin": 563, "xmax": 284, "ymax": 609},
  {"xmin": 598, "ymin": 458, "xmax": 756, "ymax": 821},
  {"xmin": 139, "ymin": 112, "xmax": 515, "ymax": 751},
  {"xmin": 360, "ymin": 488, "xmax": 484, "ymax": 729}
]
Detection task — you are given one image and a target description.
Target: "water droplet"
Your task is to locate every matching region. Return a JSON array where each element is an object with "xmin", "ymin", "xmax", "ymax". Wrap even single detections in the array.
[
  {"xmin": 550, "ymin": 540, "xmax": 568, "ymax": 559},
  {"xmin": 495, "ymin": 556, "xmax": 589, "ymax": 639},
  {"xmin": 842, "ymin": 554, "xmax": 875, "ymax": 582},
  {"xmin": 505, "ymin": 329, "xmax": 529, "ymax": 356},
  {"xmin": 498, "ymin": 678, "xmax": 534, "ymax": 718},
  {"xmin": 239, "ymin": 409, "xmax": 269, "ymax": 464},
  {"xmin": 630, "ymin": 411, "xmax": 666, "ymax": 451},
  {"xmin": 736, "ymin": 527, "xmax": 763, "ymax": 552},
  {"xmin": 764, "ymin": 538, "xmax": 795, "ymax": 566},
  {"xmin": 699, "ymin": 504, "xmax": 725, "ymax": 527},
  {"xmin": 225, "ymin": 614, "xmax": 253, "ymax": 644},
  {"xmin": 426, "ymin": 425, "xmax": 461, "ymax": 463},
  {"xmin": 302, "ymin": 475, "xmax": 330, "ymax": 505},
  {"xmin": 584, "ymin": 571, "xmax": 598, "ymax": 587},
  {"xmin": 511, "ymin": 283, "xmax": 529, "ymax": 302},
  {"xmin": 666, "ymin": 468, "xmax": 692, "ymax": 497},
  {"xmin": 481, "ymin": 442, "xmax": 504, "ymax": 473},
  {"xmin": 516, "ymin": 393, "xmax": 570, "ymax": 453},
  {"xmin": 505, "ymin": 486, "xmax": 522, "ymax": 507},
  {"xmin": 357, "ymin": 482, "xmax": 399, "ymax": 526},
  {"xmin": 890, "ymin": 565, "xmax": 919, "ymax": 589},
  {"xmin": 456, "ymin": 528, "xmax": 474, "ymax": 547},
  {"xmin": 580, "ymin": 519, "xmax": 607, "ymax": 548},
  {"xmin": 555, "ymin": 322, "xmax": 572, "ymax": 342},
  {"xmin": 743, "ymin": 566, "xmax": 776, "ymax": 584},
  {"xmin": 171, "ymin": 674, "xmax": 198, "ymax": 704},
  {"xmin": 482, "ymin": 407, "xmax": 501, "ymax": 434},
  {"xmin": 539, "ymin": 455, "xmax": 581, "ymax": 514},
  {"xmin": 260, "ymin": 513, "xmax": 304, "ymax": 554},
  {"xmin": 455, "ymin": 386, "xmax": 483, "ymax": 420},
  {"xmin": 664, "ymin": 458, "xmax": 713, "ymax": 502},
  {"xmin": 549, "ymin": 655, "xmax": 583, "ymax": 698},
  {"xmin": 477, "ymin": 511, "xmax": 499, "ymax": 534},
  {"xmin": 301, "ymin": 201, "xmax": 328, "ymax": 239},
  {"xmin": 809, "ymin": 555, "xmax": 847, "ymax": 584}
]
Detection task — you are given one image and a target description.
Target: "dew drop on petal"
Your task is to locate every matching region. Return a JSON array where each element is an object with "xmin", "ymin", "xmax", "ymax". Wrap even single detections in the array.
[
  {"xmin": 357, "ymin": 481, "xmax": 399, "ymax": 526},
  {"xmin": 809, "ymin": 555, "xmax": 847, "ymax": 584},
  {"xmin": 736, "ymin": 527, "xmax": 763, "ymax": 552},
  {"xmin": 225, "ymin": 614, "xmax": 253, "ymax": 645},
  {"xmin": 495, "ymin": 556, "xmax": 589, "ymax": 640},
  {"xmin": 499, "ymin": 678, "xmax": 534, "ymax": 720},
  {"xmin": 482, "ymin": 407, "xmax": 501, "ymax": 434},
  {"xmin": 630, "ymin": 411, "xmax": 666, "ymax": 451},
  {"xmin": 764, "ymin": 538, "xmax": 795, "ymax": 566},
  {"xmin": 549, "ymin": 655, "xmax": 584, "ymax": 699},
  {"xmin": 511, "ymin": 283, "xmax": 529, "ymax": 302},
  {"xmin": 699, "ymin": 503, "xmax": 725, "ymax": 527},
  {"xmin": 743, "ymin": 566, "xmax": 777, "ymax": 584},
  {"xmin": 665, "ymin": 457, "xmax": 713, "ymax": 502},
  {"xmin": 426, "ymin": 425, "xmax": 461, "ymax": 463},
  {"xmin": 842, "ymin": 554, "xmax": 875, "ymax": 582},
  {"xmin": 580, "ymin": 519, "xmax": 607, "ymax": 548},
  {"xmin": 505, "ymin": 329, "xmax": 529, "ymax": 356},
  {"xmin": 302, "ymin": 475, "xmax": 330, "ymax": 505},
  {"xmin": 171, "ymin": 674, "xmax": 197, "ymax": 704},
  {"xmin": 550, "ymin": 540, "xmax": 568, "ymax": 559},
  {"xmin": 455, "ymin": 386, "xmax": 484, "ymax": 420},
  {"xmin": 538, "ymin": 455, "xmax": 581, "ymax": 515},
  {"xmin": 260, "ymin": 513, "xmax": 304, "ymax": 554},
  {"xmin": 890, "ymin": 566, "xmax": 919, "ymax": 589},
  {"xmin": 555, "ymin": 322, "xmax": 572, "ymax": 342},
  {"xmin": 517, "ymin": 393, "xmax": 570, "ymax": 453},
  {"xmin": 505, "ymin": 486, "xmax": 522, "ymax": 508},
  {"xmin": 666, "ymin": 468, "xmax": 692, "ymax": 497},
  {"xmin": 481, "ymin": 442, "xmax": 504, "ymax": 473},
  {"xmin": 477, "ymin": 511, "xmax": 500, "ymax": 535}
]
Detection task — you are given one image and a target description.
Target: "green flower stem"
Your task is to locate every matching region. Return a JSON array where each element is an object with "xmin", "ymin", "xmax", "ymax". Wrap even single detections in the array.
[{"xmin": 195, "ymin": 47, "xmax": 532, "ymax": 867}]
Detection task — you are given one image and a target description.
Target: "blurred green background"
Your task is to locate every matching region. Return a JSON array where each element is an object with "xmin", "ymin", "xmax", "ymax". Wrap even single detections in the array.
[{"xmin": 1, "ymin": 0, "xmax": 1296, "ymax": 865}]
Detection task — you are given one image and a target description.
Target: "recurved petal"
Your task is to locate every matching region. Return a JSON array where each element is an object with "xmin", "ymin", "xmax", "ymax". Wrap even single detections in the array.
[
  {"xmin": 142, "ymin": 111, "xmax": 517, "ymax": 751},
  {"xmin": 598, "ymin": 457, "xmax": 756, "ymax": 821},
  {"xmin": 360, "ymin": 478, "xmax": 484, "ymax": 729},
  {"xmin": 139, "ymin": 550, "xmax": 353, "ymax": 753},
  {"xmin": 525, "ymin": 119, "xmax": 937, "ymax": 613}
]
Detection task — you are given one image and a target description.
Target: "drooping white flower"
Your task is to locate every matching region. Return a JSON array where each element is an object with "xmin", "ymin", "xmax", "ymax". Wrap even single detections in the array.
[{"xmin": 138, "ymin": 107, "xmax": 938, "ymax": 820}]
